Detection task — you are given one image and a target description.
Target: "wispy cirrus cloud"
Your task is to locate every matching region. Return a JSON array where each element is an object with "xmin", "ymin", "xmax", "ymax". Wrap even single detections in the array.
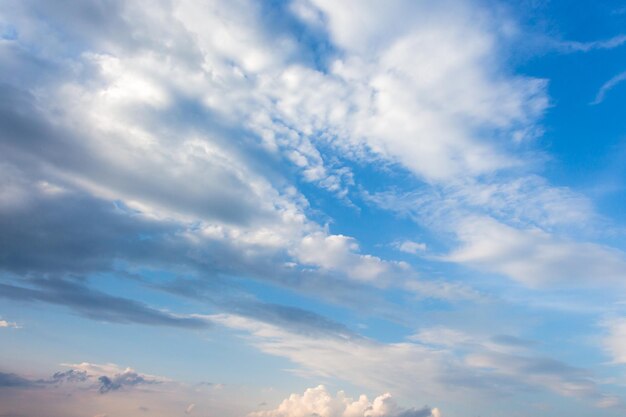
[
  {"xmin": 211, "ymin": 313, "xmax": 618, "ymax": 408},
  {"xmin": 591, "ymin": 71, "xmax": 626, "ymax": 105},
  {"xmin": 553, "ymin": 34, "xmax": 626, "ymax": 53}
]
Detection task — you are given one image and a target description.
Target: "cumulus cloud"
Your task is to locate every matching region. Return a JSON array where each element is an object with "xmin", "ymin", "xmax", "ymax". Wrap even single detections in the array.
[
  {"xmin": 253, "ymin": 0, "xmax": 547, "ymax": 183},
  {"xmin": 248, "ymin": 385, "xmax": 440, "ymax": 417},
  {"xmin": 292, "ymin": 232, "xmax": 410, "ymax": 284}
]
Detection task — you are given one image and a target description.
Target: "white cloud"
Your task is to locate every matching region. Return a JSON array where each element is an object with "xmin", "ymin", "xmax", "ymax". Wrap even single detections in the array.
[
  {"xmin": 248, "ymin": 385, "xmax": 440, "ymax": 417},
  {"xmin": 395, "ymin": 241, "xmax": 427, "ymax": 254},
  {"xmin": 0, "ymin": 0, "xmax": 563, "ymax": 300},
  {"xmin": 0, "ymin": 0, "xmax": 438, "ymax": 303},
  {"xmin": 293, "ymin": 232, "xmax": 410, "ymax": 284},
  {"xmin": 0, "ymin": 319, "xmax": 19, "ymax": 328},
  {"xmin": 591, "ymin": 70, "xmax": 626, "ymax": 105},
  {"xmin": 211, "ymin": 314, "xmax": 613, "ymax": 406},
  {"xmin": 367, "ymin": 175, "xmax": 594, "ymax": 233},
  {"xmin": 555, "ymin": 35, "xmax": 626, "ymax": 53},
  {"xmin": 600, "ymin": 317, "xmax": 626, "ymax": 364},
  {"xmin": 445, "ymin": 216, "xmax": 626, "ymax": 288},
  {"xmin": 1, "ymin": 1, "xmax": 625, "ymax": 413},
  {"xmin": 404, "ymin": 280, "xmax": 484, "ymax": 302},
  {"xmin": 257, "ymin": 2, "xmax": 547, "ymax": 182}
]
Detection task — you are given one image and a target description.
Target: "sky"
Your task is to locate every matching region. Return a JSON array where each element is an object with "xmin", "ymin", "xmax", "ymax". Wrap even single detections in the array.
[{"xmin": 1, "ymin": 0, "xmax": 626, "ymax": 416}]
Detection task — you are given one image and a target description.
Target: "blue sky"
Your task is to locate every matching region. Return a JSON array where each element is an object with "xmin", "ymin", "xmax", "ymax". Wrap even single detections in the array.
[{"xmin": 1, "ymin": 1, "xmax": 626, "ymax": 416}]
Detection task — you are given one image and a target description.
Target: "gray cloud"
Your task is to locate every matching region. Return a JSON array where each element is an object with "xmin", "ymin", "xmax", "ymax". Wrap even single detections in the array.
[
  {"xmin": 0, "ymin": 364, "xmax": 165, "ymax": 397},
  {"xmin": 396, "ymin": 408, "xmax": 439, "ymax": 417},
  {"xmin": 0, "ymin": 369, "xmax": 89, "ymax": 389},
  {"xmin": 97, "ymin": 371, "xmax": 159, "ymax": 394},
  {"xmin": 0, "ymin": 82, "xmax": 279, "ymax": 227},
  {"xmin": 0, "ymin": 163, "xmax": 393, "ymax": 328},
  {"xmin": 0, "ymin": 278, "xmax": 209, "ymax": 329},
  {"xmin": 42, "ymin": 370, "xmax": 89, "ymax": 385},
  {"xmin": 0, "ymin": 373, "xmax": 34, "ymax": 388},
  {"xmin": 0, "ymin": 184, "xmax": 181, "ymax": 276}
]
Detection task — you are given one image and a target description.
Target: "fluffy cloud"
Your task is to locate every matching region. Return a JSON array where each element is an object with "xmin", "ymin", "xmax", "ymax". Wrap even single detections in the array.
[
  {"xmin": 248, "ymin": 385, "xmax": 440, "ymax": 417},
  {"xmin": 293, "ymin": 232, "xmax": 410, "ymax": 284},
  {"xmin": 250, "ymin": 0, "xmax": 547, "ymax": 183}
]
